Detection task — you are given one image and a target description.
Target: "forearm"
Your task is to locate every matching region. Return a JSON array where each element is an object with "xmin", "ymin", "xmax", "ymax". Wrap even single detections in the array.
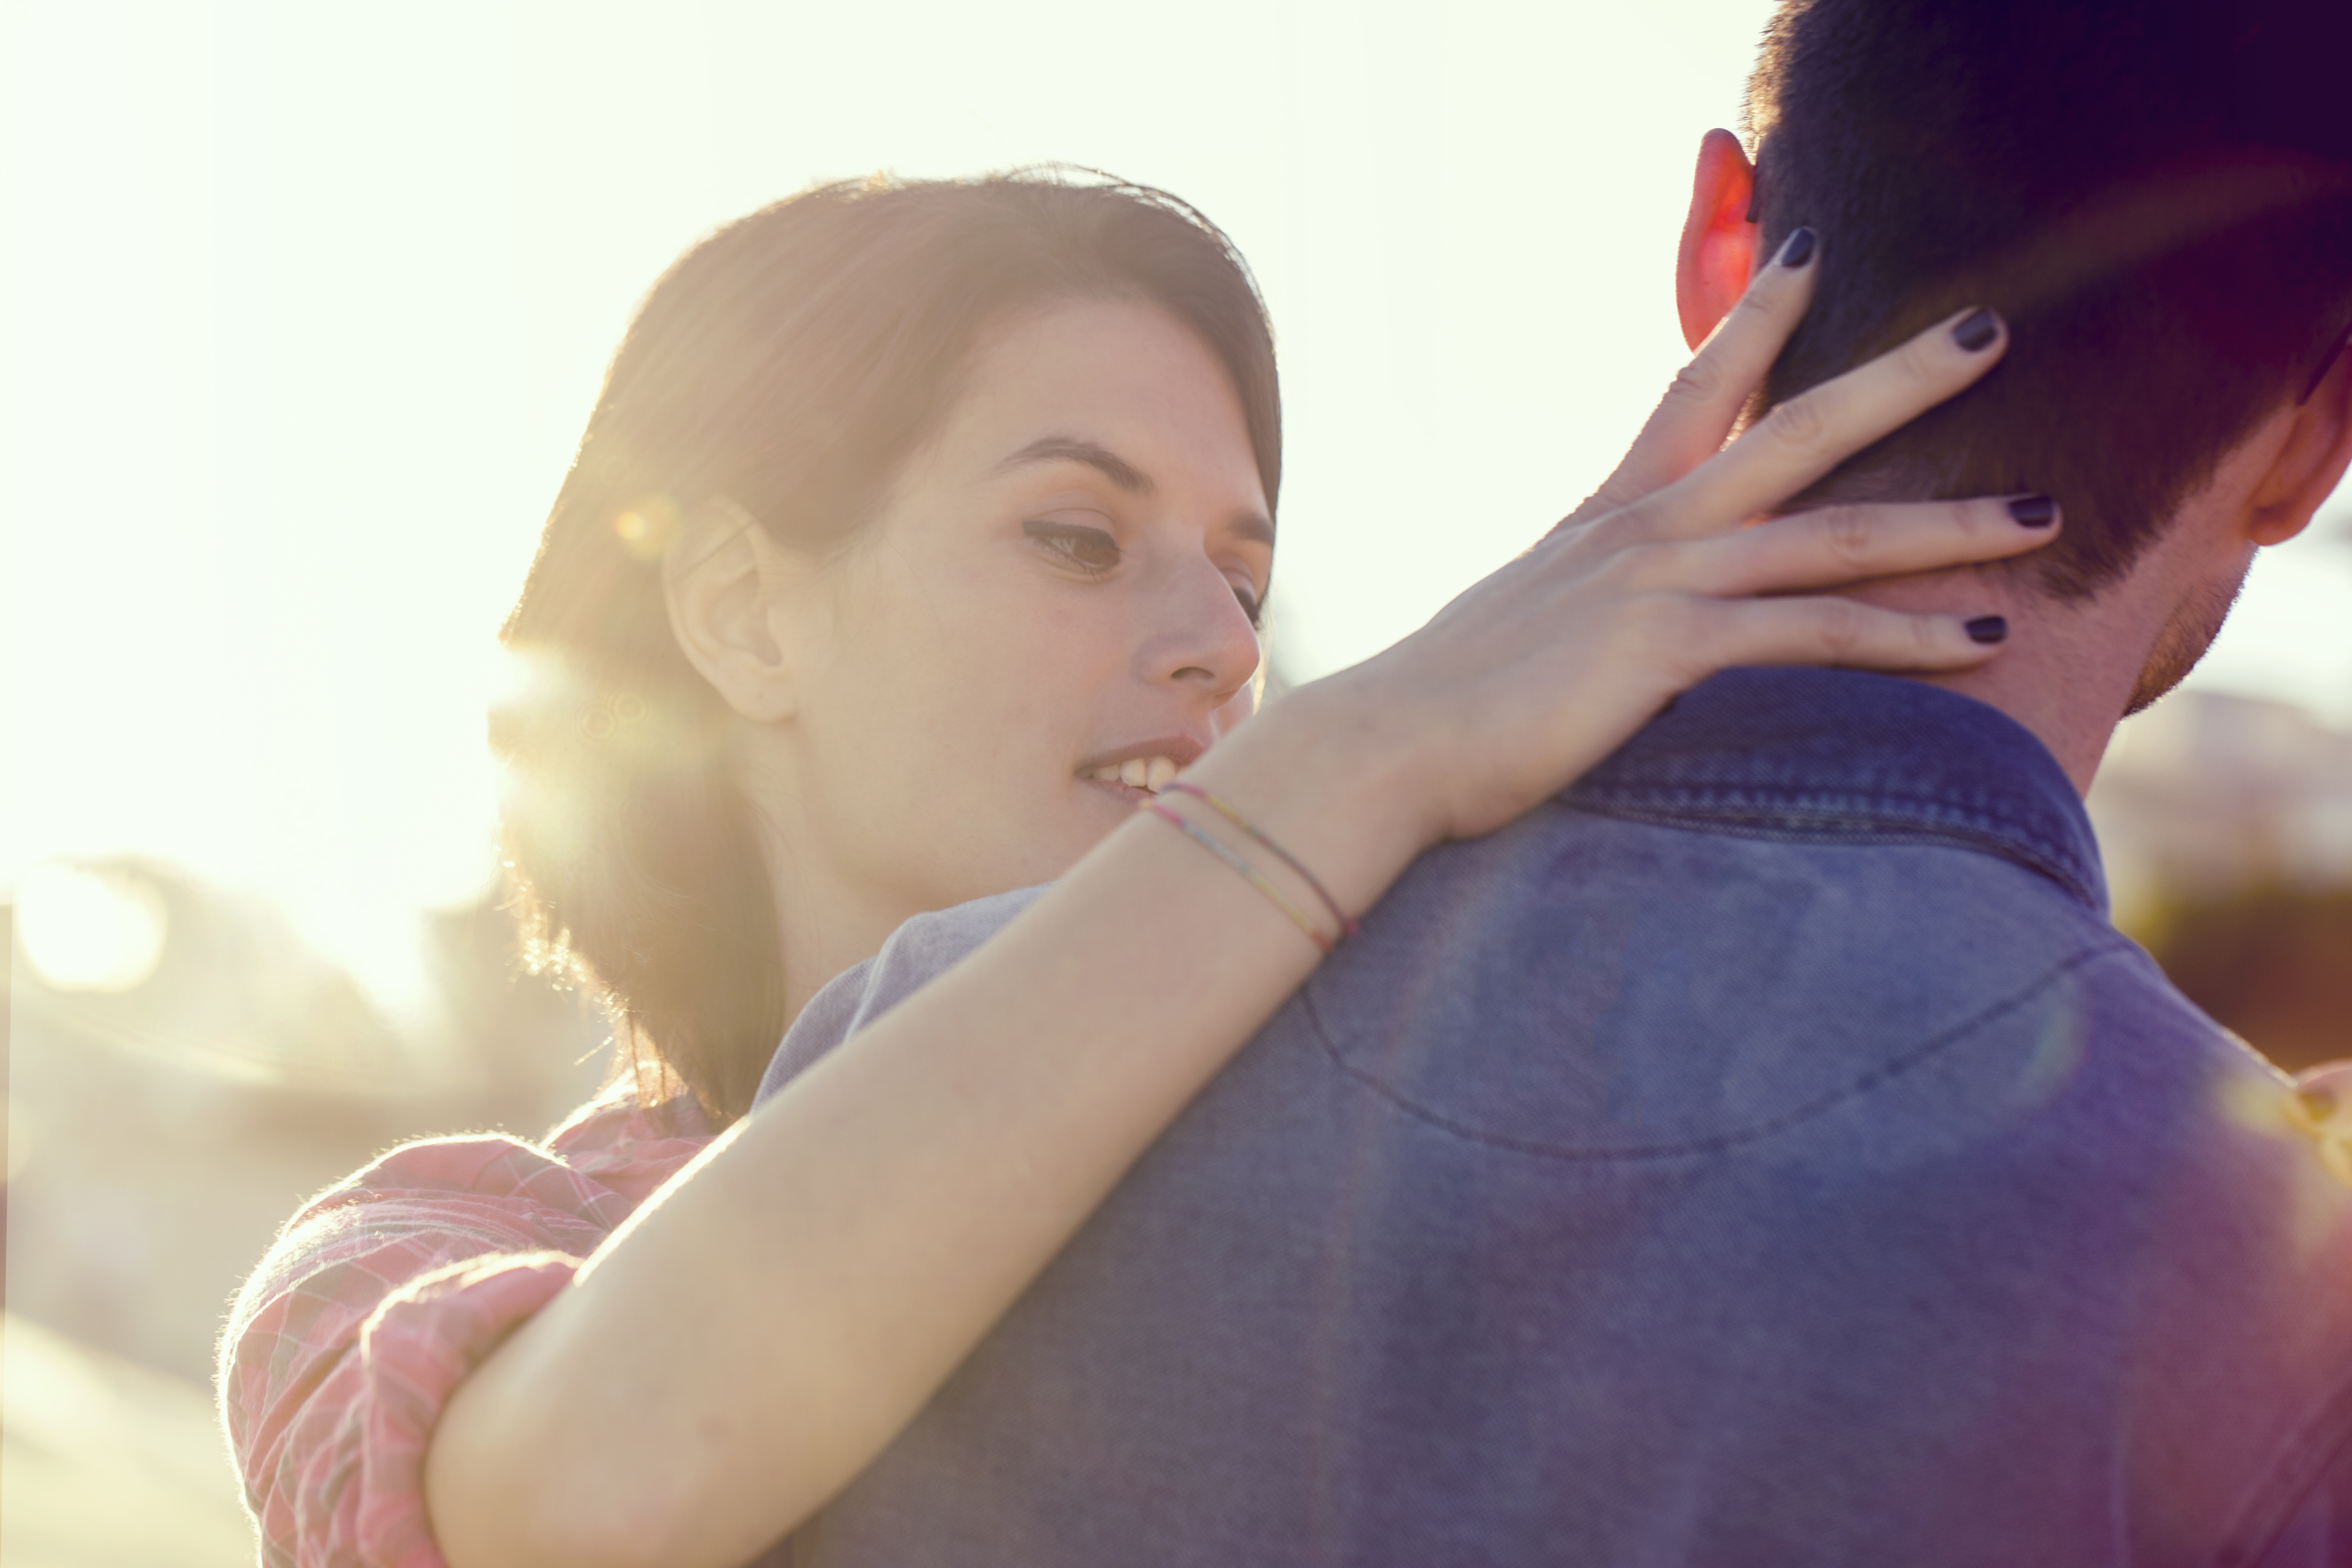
[{"xmin": 425, "ymin": 681, "xmax": 1430, "ymax": 1568}]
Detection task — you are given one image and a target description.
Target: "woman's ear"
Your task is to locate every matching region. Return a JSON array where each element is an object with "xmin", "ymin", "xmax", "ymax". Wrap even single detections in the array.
[
  {"xmin": 2245, "ymin": 340, "xmax": 2352, "ymax": 547},
  {"xmin": 1675, "ymin": 129, "xmax": 1761, "ymax": 351},
  {"xmin": 664, "ymin": 497, "xmax": 804, "ymax": 723}
]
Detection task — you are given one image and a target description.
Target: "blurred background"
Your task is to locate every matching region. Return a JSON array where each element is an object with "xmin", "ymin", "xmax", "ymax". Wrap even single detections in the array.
[{"xmin": 4, "ymin": 2, "xmax": 2349, "ymax": 1562}]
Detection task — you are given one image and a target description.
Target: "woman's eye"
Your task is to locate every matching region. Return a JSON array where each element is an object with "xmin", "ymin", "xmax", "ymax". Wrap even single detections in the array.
[
  {"xmin": 1024, "ymin": 520, "xmax": 1122, "ymax": 573},
  {"xmin": 1232, "ymin": 581, "xmax": 1264, "ymax": 629}
]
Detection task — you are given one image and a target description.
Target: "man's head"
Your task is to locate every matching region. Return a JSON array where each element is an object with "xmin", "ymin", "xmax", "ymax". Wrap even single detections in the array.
[
  {"xmin": 1736, "ymin": 0, "xmax": 2352, "ymax": 593},
  {"xmin": 1676, "ymin": 0, "xmax": 2352, "ymax": 773}
]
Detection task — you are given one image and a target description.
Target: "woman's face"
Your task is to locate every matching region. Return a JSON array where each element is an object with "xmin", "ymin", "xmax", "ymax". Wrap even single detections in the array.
[{"xmin": 752, "ymin": 297, "xmax": 1273, "ymax": 949}]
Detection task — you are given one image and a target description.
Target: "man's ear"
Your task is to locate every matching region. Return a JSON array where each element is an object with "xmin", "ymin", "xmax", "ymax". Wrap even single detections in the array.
[
  {"xmin": 1675, "ymin": 129, "xmax": 1761, "ymax": 351},
  {"xmin": 2245, "ymin": 342, "xmax": 2352, "ymax": 547},
  {"xmin": 663, "ymin": 497, "xmax": 804, "ymax": 723}
]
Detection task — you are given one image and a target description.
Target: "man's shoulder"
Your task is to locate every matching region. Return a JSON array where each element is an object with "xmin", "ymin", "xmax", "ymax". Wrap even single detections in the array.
[{"xmin": 787, "ymin": 790, "xmax": 2352, "ymax": 1566}]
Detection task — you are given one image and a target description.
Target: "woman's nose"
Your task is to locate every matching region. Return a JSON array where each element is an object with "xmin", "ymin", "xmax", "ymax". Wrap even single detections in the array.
[{"xmin": 1145, "ymin": 552, "xmax": 1261, "ymax": 705}]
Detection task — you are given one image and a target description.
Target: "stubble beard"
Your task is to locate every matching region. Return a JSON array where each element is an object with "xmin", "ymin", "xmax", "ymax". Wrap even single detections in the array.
[{"xmin": 2122, "ymin": 568, "xmax": 2250, "ymax": 717}]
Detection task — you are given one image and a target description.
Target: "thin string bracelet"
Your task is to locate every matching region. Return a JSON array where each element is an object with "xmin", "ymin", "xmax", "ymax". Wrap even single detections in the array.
[
  {"xmin": 1161, "ymin": 781, "xmax": 1361, "ymax": 941},
  {"xmin": 1143, "ymin": 802, "xmax": 1335, "ymax": 954}
]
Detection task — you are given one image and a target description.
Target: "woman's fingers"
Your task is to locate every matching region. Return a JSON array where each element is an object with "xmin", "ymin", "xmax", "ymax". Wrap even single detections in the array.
[
  {"xmin": 1575, "ymin": 229, "xmax": 1822, "ymax": 518},
  {"xmin": 1659, "ymin": 493, "xmax": 2061, "ymax": 597},
  {"xmin": 1619, "ymin": 305, "xmax": 2010, "ymax": 543},
  {"xmin": 1675, "ymin": 593, "xmax": 2011, "ymax": 676}
]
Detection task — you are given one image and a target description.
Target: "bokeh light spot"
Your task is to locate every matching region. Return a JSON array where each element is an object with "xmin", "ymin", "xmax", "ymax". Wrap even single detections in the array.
[
  {"xmin": 2217, "ymin": 1065, "xmax": 2297, "ymax": 1137},
  {"xmin": 612, "ymin": 494, "xmax": 681, "ymax": 561},
  {"xmin": 13, "ymin": 861, "xmax": 171, "ymax": 993}
]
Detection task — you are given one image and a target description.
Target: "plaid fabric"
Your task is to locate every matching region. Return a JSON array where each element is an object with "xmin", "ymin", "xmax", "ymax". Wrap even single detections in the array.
[{"xmin": 220, "ymin": 1088, "xmax": 713, "ymax": 1567}]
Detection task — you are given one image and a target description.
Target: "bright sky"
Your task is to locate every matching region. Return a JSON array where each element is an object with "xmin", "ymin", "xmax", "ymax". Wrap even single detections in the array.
[{"xmin": 5, "ymin": 0, "xmax": 2349, "ymax": 1011}]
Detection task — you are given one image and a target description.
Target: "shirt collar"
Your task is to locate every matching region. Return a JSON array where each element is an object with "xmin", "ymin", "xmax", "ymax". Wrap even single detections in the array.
[{"xmin": 1566, "ymin": 667, "xmax": 2108, "ymax": 916}]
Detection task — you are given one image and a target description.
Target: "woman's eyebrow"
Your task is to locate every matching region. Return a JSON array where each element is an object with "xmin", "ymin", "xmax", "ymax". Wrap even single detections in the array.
[
  {"xmin": 1226, "ymin": 514, "xmax": 1274, "ymax": 549},
  {"xmin": 992, "ymin": 436, "xmax": 1155, "ymax": 496}
]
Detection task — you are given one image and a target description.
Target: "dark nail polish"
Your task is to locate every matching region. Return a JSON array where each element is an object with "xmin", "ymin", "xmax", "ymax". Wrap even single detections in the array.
[
  {"xmin": 1778, "ymin": 227, "xmax": 1816, "ymax": 269},
  {"xmin": 1966, "ymin": 615, "xmax": 2009, "ymax": 645},
  {"xmin": 2007, "ymin": 495, "xmax": 2057, "ymax": 528},
  {"xmin": 1953, "ymin": 308, "xmax": 2002, "ymax": 352}
]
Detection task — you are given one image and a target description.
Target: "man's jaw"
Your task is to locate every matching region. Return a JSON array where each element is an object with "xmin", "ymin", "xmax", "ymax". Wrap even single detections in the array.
[{"xmin": 2122, "ymin": 567, "xmax": 2248, "ymax": 717}]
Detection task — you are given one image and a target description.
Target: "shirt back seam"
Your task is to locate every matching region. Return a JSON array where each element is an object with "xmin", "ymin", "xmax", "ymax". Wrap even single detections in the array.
[{"xmin": 1300, "ymin": 939, "xmax": 2138, "ymax": 1163}]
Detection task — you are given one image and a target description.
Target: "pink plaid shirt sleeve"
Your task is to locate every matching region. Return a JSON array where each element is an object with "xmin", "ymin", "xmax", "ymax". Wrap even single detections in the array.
[{"xmin": 220, "ymin": 1090, "xmax": 713, "ymax": 1568}]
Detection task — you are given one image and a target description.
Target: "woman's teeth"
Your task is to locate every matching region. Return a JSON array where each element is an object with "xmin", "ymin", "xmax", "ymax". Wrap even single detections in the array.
[{"xmin": 1082, "ymin": 756, "xmax": 1180, "ymax": 792}]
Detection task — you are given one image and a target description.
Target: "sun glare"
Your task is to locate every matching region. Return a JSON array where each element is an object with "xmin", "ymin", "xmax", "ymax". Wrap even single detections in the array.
[{"xmin": 2, "ymin": 0, "xmax": 2341, "ymax": 1051}]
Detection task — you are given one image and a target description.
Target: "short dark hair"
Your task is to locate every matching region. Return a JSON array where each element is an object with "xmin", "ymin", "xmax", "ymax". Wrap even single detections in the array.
[
  {"xmin": 1747, "ymin": 0, "xmax": 2352, "ymax": 596},
  {"xmin": 493, "ymin": 172, "xmax": 1280, "ymax": 1123}
]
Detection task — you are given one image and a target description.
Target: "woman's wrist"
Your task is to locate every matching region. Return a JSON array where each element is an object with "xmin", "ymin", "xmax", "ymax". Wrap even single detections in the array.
[{"xmin": 1180, "ymin": 674, "xmax": 1442, "ymax": 927}]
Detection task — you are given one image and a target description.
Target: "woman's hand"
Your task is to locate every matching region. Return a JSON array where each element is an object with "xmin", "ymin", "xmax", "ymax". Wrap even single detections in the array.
[{"xmin": 1204, "ymin": 236, "xmax": 2051, "ymax": 890}]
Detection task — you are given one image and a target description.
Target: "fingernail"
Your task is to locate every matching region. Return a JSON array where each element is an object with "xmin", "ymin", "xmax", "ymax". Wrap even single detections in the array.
[
  {"xmin": 2007, "ymin": 495, "xmax": 2057, "ymax": 528},
  {"xmin": 1966, "ymin": 615, "xmax": 2009, "ymax": 645},
  {"xmin": 1778, "ymin": 227, "xmax": 1816, "ymax": 269},
  {"xmin": 1953, "ymin": 308, "xmax": 2002, "ymax": 352}
]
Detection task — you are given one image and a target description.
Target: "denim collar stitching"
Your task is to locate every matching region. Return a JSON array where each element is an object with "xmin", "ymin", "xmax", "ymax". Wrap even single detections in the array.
[{"xmin": 1562, "ymin": 668, "xmax": 2108, "ymax": 916}]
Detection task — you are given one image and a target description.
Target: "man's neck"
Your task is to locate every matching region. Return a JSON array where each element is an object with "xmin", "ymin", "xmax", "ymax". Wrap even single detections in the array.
[
  {"xmin": 1826, "ymin": 407, "xmax": 2301, "ymax": 794},
  {"xmin": 1846, "ymin": 535, "xmax": 2238, "ymax": 797},
  {"xmin": 1889, "ymin": 616, "xmax": 2130, "ymax": 796}
]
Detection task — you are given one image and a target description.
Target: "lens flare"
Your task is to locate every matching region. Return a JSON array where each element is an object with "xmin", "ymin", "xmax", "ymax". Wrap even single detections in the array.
[{"xmin": 612, "ymin": 494, "xmax": 682, "ymax": 561}]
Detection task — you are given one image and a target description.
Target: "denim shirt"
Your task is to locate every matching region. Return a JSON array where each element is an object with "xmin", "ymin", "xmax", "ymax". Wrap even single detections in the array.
[{"xmin": 758, "ymin": 668, "xmax": 2352, "ymax": 1568}]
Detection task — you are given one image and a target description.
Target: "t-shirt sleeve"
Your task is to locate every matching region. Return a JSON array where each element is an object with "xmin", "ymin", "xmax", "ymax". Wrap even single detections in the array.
[
  {"xmin": 756, "ymin": 883, "xmax": 1047, "ymax": 1103},
  {"xmin": 220, "ymin": 1130, "xmax": 660, "ymax": 1567}
]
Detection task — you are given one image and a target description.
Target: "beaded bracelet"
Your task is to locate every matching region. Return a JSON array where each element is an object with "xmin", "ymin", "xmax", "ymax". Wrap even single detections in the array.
[
  {"xmin": 1143, "ymin": 803, "xmax": 1338, "ymax": 954},
  {"xmin": 1161, "ymin": 781, "xmax": 1360, "ymax": 941}
]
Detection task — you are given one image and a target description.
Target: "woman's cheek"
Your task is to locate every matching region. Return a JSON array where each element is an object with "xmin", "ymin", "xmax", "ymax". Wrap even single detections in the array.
[{"xmin": 1214, "ymin": 683, "xmax": 1257, "ymax": 738}]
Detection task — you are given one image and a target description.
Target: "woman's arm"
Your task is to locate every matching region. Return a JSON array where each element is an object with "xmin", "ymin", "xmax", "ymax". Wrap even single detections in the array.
[{"xmin": 426, "ymin": 257, "xmax": 2049, "ymax": 1568}]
